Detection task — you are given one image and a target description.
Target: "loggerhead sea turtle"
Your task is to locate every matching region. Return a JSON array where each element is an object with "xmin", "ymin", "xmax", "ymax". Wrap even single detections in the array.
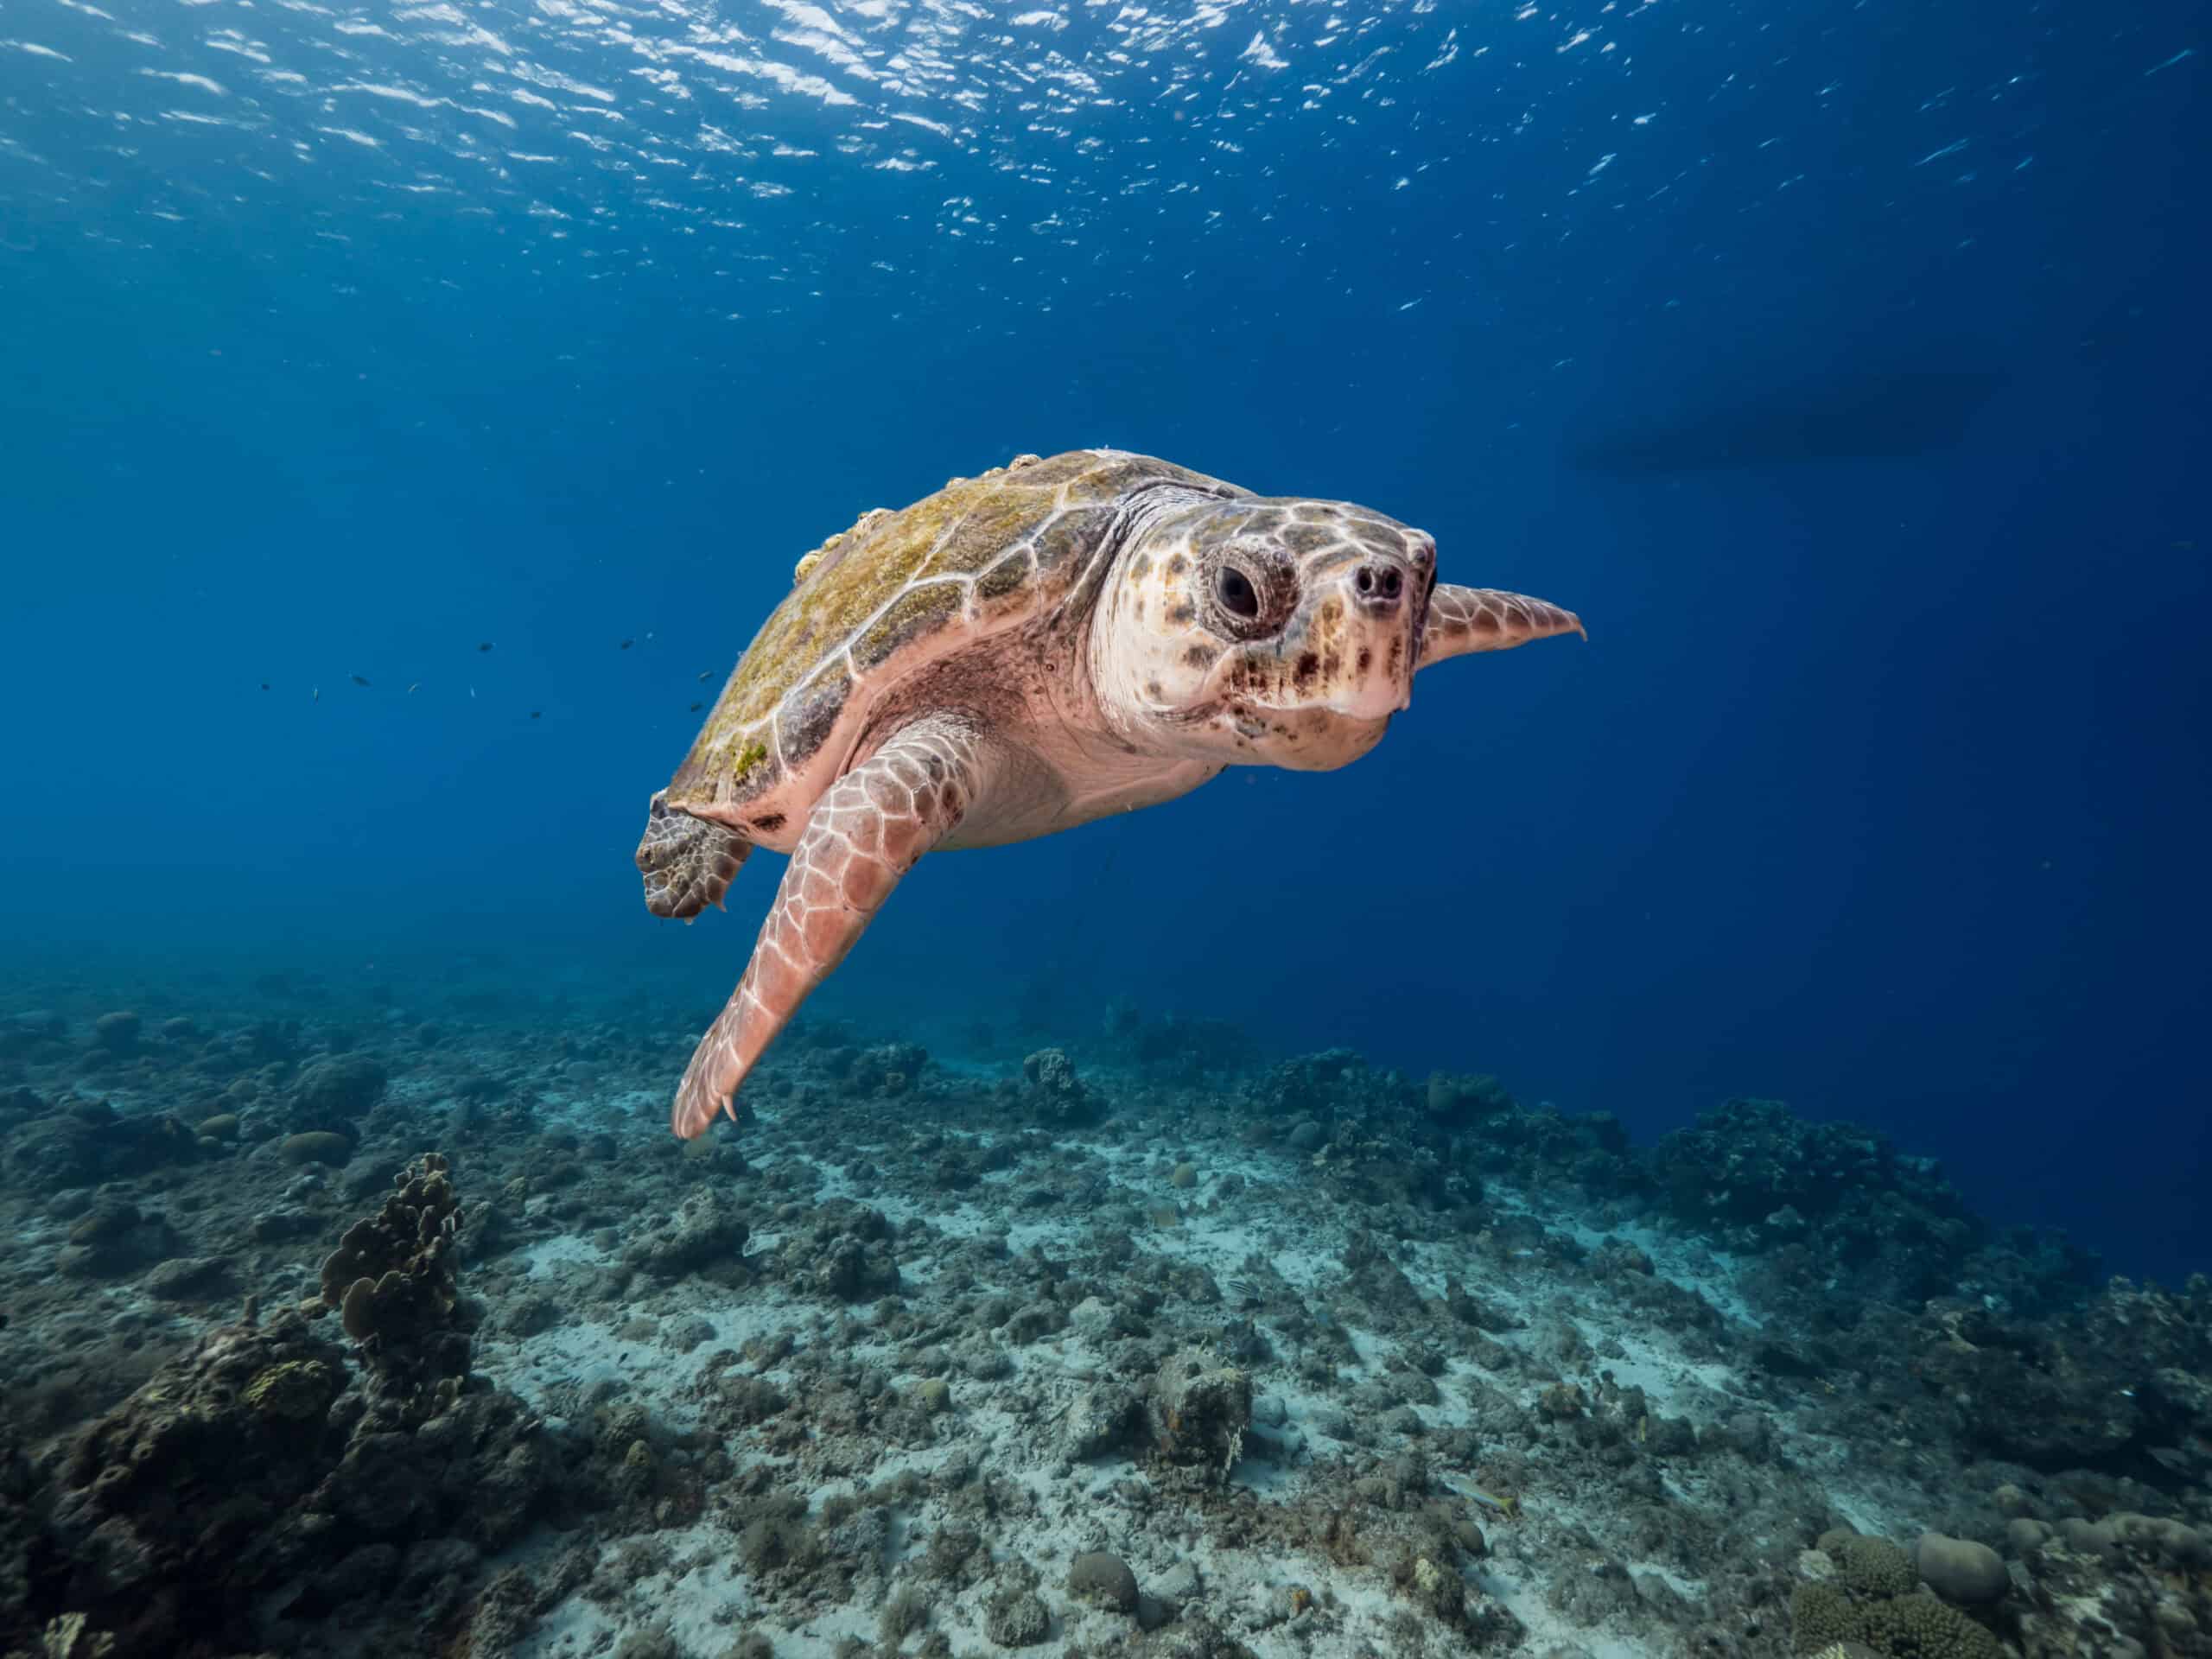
[{"xmin": 637, "ymin": 449, "xmax": 1583, "ymax": 1138}]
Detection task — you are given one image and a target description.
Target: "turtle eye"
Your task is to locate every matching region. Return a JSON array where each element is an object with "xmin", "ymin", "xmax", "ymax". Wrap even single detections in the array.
[{"xmin": 1215, "ymin": 565, "xmax": 1261, "ymax": 620}]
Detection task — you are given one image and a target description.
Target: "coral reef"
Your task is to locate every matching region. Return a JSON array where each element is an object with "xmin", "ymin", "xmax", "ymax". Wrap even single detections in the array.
[
  {"xmin": 1903, "ymin": 1274, "xmax": 2212, "ymax": 1484},
  {"xmin": 1148, "ymin": 1348, "xmax": 1254, "ymax": 1482},
  {"xmin": 317, "ymin": 1152, "xmax": 471, "ymax": 1423},
  {"xmin": 0, "ymin": 1141, "xmax": 642, "ymax": 1658},
  {"xmin": 0, "ymin": 984, "xmax": 2203, "ymax": 1659},
  {"xmin": 1021, "ymin": 1045, "xmax": 1101, "ymax": 1125}
]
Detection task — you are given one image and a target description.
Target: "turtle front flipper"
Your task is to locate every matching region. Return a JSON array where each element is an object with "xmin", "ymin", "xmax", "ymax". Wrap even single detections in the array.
[
  {"xmin": 635, "ymin": 791, "xmax": 752, "ymax": 919},
  {"xmin": 1417, "ymin": 584, "xmax": 1586, "ymax": 670},
  {"xmin": 670, "ymin": 715, "xmax": 997, "ymax": 1139}
]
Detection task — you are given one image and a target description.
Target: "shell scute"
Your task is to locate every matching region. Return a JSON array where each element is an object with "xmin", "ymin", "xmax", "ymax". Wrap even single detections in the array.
[
  {"xmin": 937, "ymin": 493, "xmax": 1050, "ymax": 575},
  {"xmin": 774, "ymin": 663, "xmax": 852, "ymax": 767},
  {"xmin": 853, "ymin": 581, "xmax": 966, "ymax": 673},
  {"xmin": 975, "ymin": 551, "xmax": 1033, "ymax": 606},
  {"xmin": 1061, "ymin": 452, "xmax": 1170, "ymax": 501},
  {"xmin": 998, "ymin": 449, "xmax": 1099, "ymax": 490},
  {"xmin": 1033, "ymin": 511, "xmax": 1094, "ymax": 575}
]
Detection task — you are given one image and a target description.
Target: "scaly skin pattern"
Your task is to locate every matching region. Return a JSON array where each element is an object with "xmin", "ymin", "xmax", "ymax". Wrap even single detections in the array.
[
  {"xmin": 634, "ymin": 791, "xmax": 751, "ymax": 920},
  {"xmin": 1418, "ymin": 584, "xmax": 1587, "ymax": 665},
  {"xmin": 671, "ymin": 715, "xmax": 992, "ymax": 1137}
]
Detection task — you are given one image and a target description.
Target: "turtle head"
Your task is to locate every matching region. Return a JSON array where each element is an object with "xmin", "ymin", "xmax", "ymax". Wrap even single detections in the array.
[{"xmin": 1092, "ymin": 493, "xmax": 1436, "ymax": 771}]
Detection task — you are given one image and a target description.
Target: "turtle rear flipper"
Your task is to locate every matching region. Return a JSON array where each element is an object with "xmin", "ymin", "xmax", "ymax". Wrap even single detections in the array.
[{"xmin": 636, "ymin": 792, "xmax": 751, "ymax": 919}]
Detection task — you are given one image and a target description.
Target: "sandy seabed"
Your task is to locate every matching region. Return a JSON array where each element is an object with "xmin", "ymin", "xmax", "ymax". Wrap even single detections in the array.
[{"xmin": 1, "ymin": 986, "xmax": 2206, "ymax": 1659}]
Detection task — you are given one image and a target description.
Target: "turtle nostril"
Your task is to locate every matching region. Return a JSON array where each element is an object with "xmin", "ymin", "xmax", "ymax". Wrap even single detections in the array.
[{"xmin": 1351, "ymin": 561, "xmax": 1405, "ymax": 613}]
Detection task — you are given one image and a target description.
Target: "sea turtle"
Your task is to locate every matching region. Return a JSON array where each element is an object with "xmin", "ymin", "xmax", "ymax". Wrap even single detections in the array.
[{"xmin": 638, "ymin": 449, "xmax": 1583, "ymax": 1138}]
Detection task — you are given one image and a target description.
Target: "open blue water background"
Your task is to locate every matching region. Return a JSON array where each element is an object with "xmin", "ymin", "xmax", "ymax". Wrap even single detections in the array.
[{"xmin": 2, "ymin": 0, "xmax": 2205, "ymax": 1273}]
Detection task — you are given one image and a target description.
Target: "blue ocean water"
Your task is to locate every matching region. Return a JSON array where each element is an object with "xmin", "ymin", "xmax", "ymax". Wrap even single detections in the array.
[{"xmin": 2, "ymin": 0, "xmax": 2205, "ymax": 1277}]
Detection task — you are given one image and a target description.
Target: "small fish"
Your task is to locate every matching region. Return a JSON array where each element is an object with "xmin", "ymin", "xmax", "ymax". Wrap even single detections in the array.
[
  {"xmin": 260, "ymin": 683, "xmax": 270, "ymax": 691},
  {"xmin": 469, "ymin": 685, "xmax": 477, "ymax": 699},
  {"xmin": 697, "ymin": 671, "xmax": 712, "ymax": 683},
  {"xmin": 1451, "ymin": 1483, "xmax": 1521, "ymax": 1520},
  {"xmin": 313, "ymin": 686, "xmax": 320, "ymax": 702},
  {"xmin": 407, "ymin": 683, "xmax": 420, "ymax": 694},
  {"xmin": 689, "ymin": 701, "xmax": 702, "ymax": 712},
  {"xmin": 478, "ymin": 641, "xmax": 493, "ymax": 652},
  {"xmin": 351, "ymin": 674, "xmax": 371, "ymax": 687},
  {"xmin": 530, "ymin": 710, "xmax": 542, "ymax": 720},
  {"xmin": 620, "ymin": 639, "xmax": 634, "ymax": 651}
]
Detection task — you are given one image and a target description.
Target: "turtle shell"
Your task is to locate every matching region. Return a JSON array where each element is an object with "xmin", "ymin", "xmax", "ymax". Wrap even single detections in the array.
[{"xmin": 663, "ymin": 449, "xmax": 1237, "ymax": 823}]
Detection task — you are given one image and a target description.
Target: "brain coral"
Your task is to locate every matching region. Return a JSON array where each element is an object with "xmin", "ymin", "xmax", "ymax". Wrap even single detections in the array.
[
  {"xmin": 1859, "ymin": 1591, "xmax": 2002, "ymax": 1659},
  {"xmin": 1793, "ymin": 1577, "xmax": 2003, "ymax": 1659},
  {"xmin": 1821, "ymin": 1531, "xmax": 1919, "ymax": 1599}
]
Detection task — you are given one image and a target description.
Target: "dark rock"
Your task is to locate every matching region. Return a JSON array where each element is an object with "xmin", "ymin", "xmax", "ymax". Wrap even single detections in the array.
[
  {"xmin": 46, "ymin": 1312, "xmax": 351, "ymax": 1652},
  {"xmin": 1067, "ymin": 1551, "xmax": 1140, "ymax": 1613},
  {"xmin": 58, "ymin": 1202, "xmax": 176, "ymax": 1279},
  {"xmin": 399, "ymin": 1535, "xmax": 484, "ymax": 1624},
  {"xmin": 1915, "ymin": 1532, "xmax": 2007, "ymax": 1605},
  {"xmin": 1020, "ymin": 1047, "xmax": 1099, "ymax": 1125},
  {"xmin": 92, "ymin": 1011, "xmax": 143, "ymax": 1053},
  {"xmin": 45, "ymin": 1186, "xmax": 92, "ymax": 1220},
  {"xmin": 0, "ymin": 1010, "xmax": 65, "ymax": 1054},
  {"xmin": 1424, "ymin": 1070, "xmax": 1515, "ymax": 1126},
  {"xmin": 340, "ymin": 1157, "xmax": 408, "ymax": 1201},
  {"xmin": 107, "ymin": 1113, "xmax": 205, "ymax": 1176},
  {"xmin": 623, "ymin": 1185, "xmax": 749, "ymax": 1281},
  {"xmin": 611, "ymin": 1629, "xmax": 684, "ymax": 1659},
  {"xmin": 1650, "ymin": 1097, "xmax": 1980, "ymax": 1302},
  {"xmin": 143, "ymin": 1255, "xmax": 232, "ymax": 1300},
  {"xmin": 0, "ymin": 1414, "xmax": 43, "ymax": 1656},
  {"xmin": 1905, "ymin": 1276, "xmax": 2212, "ymax": 1484},
  {"xmin": 302, "ymin": 1541, "xmax": 402, "ymax": 1611},
  {"xmin": 68, "ymin": 1198, "xmax": 141, "ymax": 1245},
  {"xmin": 251, "ymin": 1207, "xmax": 319, "ymax": 1242},
  {"xmin": 983, "ymin": 1583, "xmax": 1052, "ymax": 1647},
  {"xmin": 850, "ymin": 1041, "xmax": 927, "ymax": 1096},
  {"xmin": 1067, "ymin": 1380, "xmax": 1142, "ymax": 1461},
  {"xmin": 283, "ymin": 1131, "xmax": 354, "ymax": 1166},
  {"xmin": 6, "ymin": 1115, "xmax": 99, "ymax": 1187},
  {"xmin": 772, "ymin": 1200, "xmax": 899, "ymax": 1301},
  {"xmin": 504, "ymin": 1294, "xmax": 563, "ymax": 1338},
  {"xmin": 1149, "ymin": 1349, "xmax": 1252, "ymax": 1481},
  {"xmin": 287, "ymin": 1055, "xmax": 390, "ymax": 1134},
  {"xmin": 1003, "ymin": 1301, "xmax": 1065, "ymax": 1344},
  {"xmin": 1245, "ymin": 1049, "xmax": 1409, "ymax": 1122}
]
